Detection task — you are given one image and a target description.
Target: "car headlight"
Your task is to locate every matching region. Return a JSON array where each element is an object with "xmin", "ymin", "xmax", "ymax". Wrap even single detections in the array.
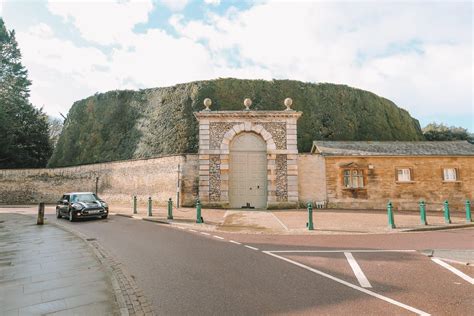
[{"xmin": 72, "ymin": 203, "xmax": 84, "ymax": 210}]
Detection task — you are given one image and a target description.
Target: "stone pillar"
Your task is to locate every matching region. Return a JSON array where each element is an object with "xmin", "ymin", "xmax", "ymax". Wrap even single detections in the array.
[{"xmin": 198, "ymin": 120, "xmax": 210, "ymax": 203}]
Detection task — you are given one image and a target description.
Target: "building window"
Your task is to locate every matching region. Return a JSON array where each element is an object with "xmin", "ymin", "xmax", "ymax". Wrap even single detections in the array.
[
  {"xmin": 343, "ymin": 169, "xmax": 364, "ymax": 188},
  {"xmin": 397, "ymin": 168, "xmax": 412, "ymax": 182},
  {"xmin": 443, "ymin": 168, "xmax": 457, "ymax": 181}
]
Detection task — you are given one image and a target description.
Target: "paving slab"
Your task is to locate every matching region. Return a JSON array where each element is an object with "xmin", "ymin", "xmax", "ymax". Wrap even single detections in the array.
[{"xmin": 0, "ymin": 213, "xmax": 120, "ymax": 315}]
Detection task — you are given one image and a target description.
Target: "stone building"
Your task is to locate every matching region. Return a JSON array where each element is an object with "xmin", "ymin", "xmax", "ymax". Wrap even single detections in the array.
[
  {"xmin": 310, "ymin": 141, "xmax": 474, "ymax": 210},
  {"xmin": 194, "ymin": 98, "xmax": 301, "ymax": 209}
]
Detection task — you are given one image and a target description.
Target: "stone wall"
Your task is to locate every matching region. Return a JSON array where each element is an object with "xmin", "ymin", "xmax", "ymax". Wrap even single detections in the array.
[
  {"xmin": 298, "ymin": 154, "xmax": 327, "ymax": 206},
  {"xmin": 0, "ymin": 155, "xmax": 199, "ymax": 207},
  {"xmin": 324, "ymin": 156, "xmax": 474, "ymax": 211}
]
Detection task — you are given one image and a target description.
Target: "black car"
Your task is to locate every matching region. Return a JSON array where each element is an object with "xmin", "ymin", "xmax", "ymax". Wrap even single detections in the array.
[{"xmin": 56, "ymin": 192, "xmax": 109, "ymax": 222}]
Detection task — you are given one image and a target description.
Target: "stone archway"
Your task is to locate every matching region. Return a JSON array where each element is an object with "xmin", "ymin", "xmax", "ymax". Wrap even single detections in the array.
[
  {"xmin": 194, "ymin": 109, "xmax": 301, "ymax": 208},
  {"xmin": 219, "ymin": 123, "xmax": 277, "ymax": 208},
  {"xmin": 229, "ymin": 132, "xmax": 267, "ymax": 208}
]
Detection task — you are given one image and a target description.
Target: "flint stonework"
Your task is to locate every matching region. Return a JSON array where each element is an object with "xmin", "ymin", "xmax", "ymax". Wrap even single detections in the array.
[
  {"xmin": 209, "ymin": 155, "xmax": 221, "ymax": 202},
  {"xmin": 276, "ymin": 154, "xmax": 288, "ymax": 202},
  {"xmin": 260, "ymin": 122, "xmax": 287, "ymax": 150},
  {"xmin": 210, "ymin": 122, "xmax": 238, "ymax": 149}
]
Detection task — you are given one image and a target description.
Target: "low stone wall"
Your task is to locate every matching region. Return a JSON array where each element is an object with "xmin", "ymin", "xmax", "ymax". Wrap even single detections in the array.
[{"xmin": 0, "ymin": 155, "xmax": 199, "ymax": 207}]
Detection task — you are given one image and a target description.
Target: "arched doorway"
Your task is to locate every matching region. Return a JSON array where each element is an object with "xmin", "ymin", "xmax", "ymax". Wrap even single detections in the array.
[{"xmin": 229, "ymin": 132, "xmax": 267, "ymax": 208}]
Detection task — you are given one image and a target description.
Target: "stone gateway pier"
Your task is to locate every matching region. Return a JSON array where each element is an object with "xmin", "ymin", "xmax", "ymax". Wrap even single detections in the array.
[{"xmin": 194, "ymin": 98, "xmax": 302, "ymax": 209}]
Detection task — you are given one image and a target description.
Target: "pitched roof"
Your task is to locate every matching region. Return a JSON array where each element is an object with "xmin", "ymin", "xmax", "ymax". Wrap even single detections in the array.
[{"xmin": 311, "ymin": 141, "xmax": 474, "ymax": 156}]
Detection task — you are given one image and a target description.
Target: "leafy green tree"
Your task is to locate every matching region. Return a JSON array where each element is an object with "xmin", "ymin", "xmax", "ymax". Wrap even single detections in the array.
[
  {"xmin": 0, "ymin": 18, "xmax": 52, "ymax": 168},
  {"xmin": 422, "ymin": 123, "xmax": 470, "ymax": 141}
]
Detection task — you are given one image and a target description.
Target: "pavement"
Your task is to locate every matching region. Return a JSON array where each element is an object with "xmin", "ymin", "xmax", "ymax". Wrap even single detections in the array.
[
  {"xmin": 0, "ymin": 213, "xmax": 121, "ymax": 315},
  {"xmin": 108, "ymin": 203, "xmax": 473, "ymax": 235}
]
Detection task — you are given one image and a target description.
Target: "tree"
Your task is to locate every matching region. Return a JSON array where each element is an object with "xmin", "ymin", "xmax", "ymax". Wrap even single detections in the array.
[
  {"xmin": 422, "ymin": 123, "xmax": 470, "ymax": 141},
  {"xmin": 0, "ymin": 18, "xmax": 52, "ymax": 168}
]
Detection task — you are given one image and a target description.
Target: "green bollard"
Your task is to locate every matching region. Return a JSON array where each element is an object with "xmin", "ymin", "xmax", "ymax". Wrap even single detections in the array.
[
  {"xmin": 196, "ymin": 199, "xmax": 203, "ymax": 223},
  {"xmin": 387, "ymin": 201, "xmax": 396, "ymax": 229},
  {"xmin": 132, "ymin": 196, "xmax": 137, "ymax": 214},
  {"xmin": 167, "ymin": 198, "xmax": 173, "ymax": 220},
  {"xmin": 306, "ymin": 202, "xmax": 314, "ymax": 230},
  {"xmin": 147, "ymin": 197, "xmax": 152, "ymax": 217},
  {"xmin": 419, "ymin": 200, "xmax": 427, "ymax": 225},
  {"xmin": 443, "ymin": 200, "xmax": 451, "ymax": 224},
  {"xmin": 465, "ymin": 200, "xmax": 471, "ymax": 223}
]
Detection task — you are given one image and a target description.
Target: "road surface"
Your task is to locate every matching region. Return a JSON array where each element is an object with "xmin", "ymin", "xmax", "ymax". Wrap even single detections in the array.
[{"xmin": 46, "ymin": 214, "xmax": 473, "ymax": 315}]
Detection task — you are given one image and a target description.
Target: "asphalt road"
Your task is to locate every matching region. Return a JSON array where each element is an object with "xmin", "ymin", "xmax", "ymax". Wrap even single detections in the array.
[{"xmin": 48, "ymin": 214, "xmax": 473, "ymax": 315}]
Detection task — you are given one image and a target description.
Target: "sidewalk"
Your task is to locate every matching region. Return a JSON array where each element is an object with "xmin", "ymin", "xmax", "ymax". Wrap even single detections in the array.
[
  {"xmin": 110, "ymin": 203, "xmax": 474, "ymax": 235},
  {"xmin": 0, "ymin": 213, "xmax": 121, "ymax": 315}
]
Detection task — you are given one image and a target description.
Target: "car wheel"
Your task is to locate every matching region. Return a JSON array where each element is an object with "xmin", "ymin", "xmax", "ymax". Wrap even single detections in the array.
[
  {"xmin": 69, "ymin": 210, "xmax": 75, "ymax": 222},
  {"xmin": 56, "ymin": 208, "xmax": 61, "ymax": 219},
  {"xmin": 101, "ymin": 214, "xmax": 108, "ymax": 219}
]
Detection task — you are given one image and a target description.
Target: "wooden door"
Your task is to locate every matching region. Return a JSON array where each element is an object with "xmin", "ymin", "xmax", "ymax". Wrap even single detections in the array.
[{"xmin": 229, "ymin": 133, "xmax": 267, "ymax": 208}]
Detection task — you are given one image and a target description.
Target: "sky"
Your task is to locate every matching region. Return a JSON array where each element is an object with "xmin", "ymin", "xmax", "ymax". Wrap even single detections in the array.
[{"xmin": 1, "ymin": 0, "xmax": 472, "ymax": 131}]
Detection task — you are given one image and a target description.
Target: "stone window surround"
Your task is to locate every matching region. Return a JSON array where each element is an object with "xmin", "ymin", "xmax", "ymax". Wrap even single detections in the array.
[{"xmin": 194, "ymin": 111, "xmax": 301, "ymax": 208}]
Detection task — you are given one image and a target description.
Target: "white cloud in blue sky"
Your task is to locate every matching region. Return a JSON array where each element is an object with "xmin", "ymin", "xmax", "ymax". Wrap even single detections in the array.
[{"xmin": 1, "ymin": 0, "xmax": 472, "ymax": 131}]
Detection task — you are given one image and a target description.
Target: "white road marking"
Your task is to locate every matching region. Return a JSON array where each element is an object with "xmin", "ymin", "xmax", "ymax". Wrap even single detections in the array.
[
  {"xmin": 213, "ymin": 235, "xmax": 224, "ymax": 240},
  {"xmin": 229, "ymin": 240, "xmax": 242, "ymax": 245},
  {"xmin": 263, "ymin": 251, "xmax": 430, "ymax": 316},
  {"xmin": 431, "ymin": 258, "xmax": 474, "ymax": 285},
  {"xmin": 267, "ymin": 250, "xmax": 417, "ymax": 253},
  {"xmin": 177, "ymin": 226, "xmax": 186, "ymax": 230},
  {"xmin": 244, "ymin": 245, "xmax": 259, "ymax": 251},
  {"xmin": 200, "ymin": 232, "xmax": 211, "ymax": 236},
  {"xmin": 271, "ymin": 213, "xmax": 289, "ymax": 231},
  {"xmin": 189, "ymin": 229, "xmax": 197, "ymax": 233},
  {"xmin": 344, "ymin": 252, "xmax": 372, "ymax": 288}
]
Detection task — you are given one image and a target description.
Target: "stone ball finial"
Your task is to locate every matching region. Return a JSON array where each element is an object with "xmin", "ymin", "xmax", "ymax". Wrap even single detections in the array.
[
  {"xmin": 203, "ymin": 98, "xmax": 212, "ymax": 111},
  {"xmin": 284, "ymin": 97, "xmax": 293, "ymax": 111},
  {"xmin": 244, "ymin": 98, "xmax": 252, "ymax": 110}
]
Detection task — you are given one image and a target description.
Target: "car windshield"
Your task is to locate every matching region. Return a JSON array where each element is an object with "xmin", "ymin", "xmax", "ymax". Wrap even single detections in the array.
[{"xmin": 71, "ymin": 194, "xmax": 98, "ymax": 203}]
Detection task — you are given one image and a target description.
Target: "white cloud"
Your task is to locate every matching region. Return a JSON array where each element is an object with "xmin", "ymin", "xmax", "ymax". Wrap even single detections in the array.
[
  {"xmin": 172, "ymin": 1, "xmax": 472, "ymax": 117},
  {"xmin": 7, "ymin": 0, "xmax": 472, "ymax": 130},
  {"xmin": 28, "ymin": 23, "xmax": 54, "ymax": 38},
  {"xmin": 109, "ymin": 28, "xmax": 216, "ymax": 87},
  {"xmin": 16, "ymin": 23, "xmax": 116, "ymax": 115},
  {"xmin": 47, "ymin": 0, "xmax": 153, "ymax": 45},
  {"xmin": 204, "ymin": 0, "xmax": 220, "ymax": 5},
  {"xmin": 160, "ymin": 0, "xmax": 189, "ymax": 11}
]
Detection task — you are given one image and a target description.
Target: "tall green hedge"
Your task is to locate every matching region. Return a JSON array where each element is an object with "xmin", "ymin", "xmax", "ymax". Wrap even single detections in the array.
[{"xmin": 48, "ymin": 79, "xmax": 423, "ymax": 167}]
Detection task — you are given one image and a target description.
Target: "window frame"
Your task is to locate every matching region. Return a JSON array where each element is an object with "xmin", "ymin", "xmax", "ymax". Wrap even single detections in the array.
[
  {"xmin": 442, "ymin": 167, "xmax": 458, "ymax": 182},
  {"xmin": 395, "ymin": 167, "xmax": 413, "ymax": 182},
  {"xmin": 395, "ymin": 167, "xmax": 414, "ymax": 183},
  {"xmin": 342, "ymin": 168, "xmax": 365, "ymax": 189}
]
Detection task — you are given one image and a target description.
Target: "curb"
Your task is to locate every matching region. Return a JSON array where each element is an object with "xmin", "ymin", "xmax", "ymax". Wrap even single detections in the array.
[
  {"xmin": 418, "ymin": 249, "xmax": 472, "ymax": 265},
  {"xmin": 47, "ymin": 218, "xmax": 155, "ymax": 316},
  {"xmin": 401, "ymin": 223, "xmax": 474, "ymax": 232},
  {"xmin": 113, "ymin": 212, "xmax": 474, "ymax": 235},
  {"xmin": 114, "ymin": 213, "xmax": 171, "ymax": 225}
]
